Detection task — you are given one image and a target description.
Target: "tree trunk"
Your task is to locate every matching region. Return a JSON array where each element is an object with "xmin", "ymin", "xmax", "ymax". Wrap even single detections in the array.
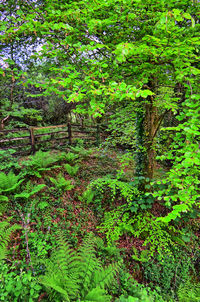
[
  {"xmin": 143, "ymin": 101, "xmax": 158, "ymax": 180},
  {"xmin": 135, "ymin": 96, "xmax": 161, "ymax": 190}
]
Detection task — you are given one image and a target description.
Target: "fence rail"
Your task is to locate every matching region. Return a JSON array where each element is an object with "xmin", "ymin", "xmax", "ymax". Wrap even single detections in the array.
[{"xmin": 0, "ymin": 123, "xmax": 101, "ymax": 155}]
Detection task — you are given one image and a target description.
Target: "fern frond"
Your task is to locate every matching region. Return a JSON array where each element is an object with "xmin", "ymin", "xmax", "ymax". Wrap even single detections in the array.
[
  {"xmin": 40, "ymin": 274, "xmax": 73, "ymax": 302},
  {"xmin": 0, "ymin": 195, "xmax": 9, "ymax": 215},
  {"xmin": 93, "ymin": 262, "xmax": 121, "ymax": 290},
  {"xmin": 39, "ymin": 233, "xmax": 118, "ymax": 302},
  {"xmin": 14, "ymin": 184, "xmax": 46, "ymax": 199},
  {"xmin": 64, "ymin": 163, "xmax": 79, "ymax": 176},
  {"xmin": 70, "ymin": 146, "xmax": 93, "ymax": 158},
  {"xmin": 79, "ymin": 189, "xmax": 95, "ymax": 204},
  {"xmin": 83, "ymin": 286, "xmax": 111, "ymax": 302},
  {"xmin": 0, "ymin": 219, "xmax": 21, "ymax": 261},
  {"xmin": 0, "ymin": 171, "xmax": 23, "ymax": 193},
  {"xmin": 39, "ymin": 233, "xmax": 80, "ymax": 300},
  {"xmin": 27, "ymin": 150, "xmax": 59, "ymax": 169},
  {"xmin": 60, "ymin": 152, "xmax": 79, "ymax": 163},
  {"xmin": 78, "ymin": 233, "xmax": 101, "ymax": 285},
  {"xmin": 20, "ymin": 151, "xmax": 62, "ymax": 178},
  {"xmin": 49, "ymin": 173, "xmax": 74, "ymax": 191},
  {"xmin": 177, "ymin": 279, "xmax": 200, "ymax": 302},
  {"xmin": 51, "ymin": 240, "xmax": 80, "ymax": 274},
  {"xmin": 40, "ymin": 263, "xmax": 80, "ymax": 301}
]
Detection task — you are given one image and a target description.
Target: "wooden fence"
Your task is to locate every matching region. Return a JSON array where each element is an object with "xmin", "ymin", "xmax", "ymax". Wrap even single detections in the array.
[{"xmin": 0, "ymin": 123, "xmax": 101, "ymax": 155}]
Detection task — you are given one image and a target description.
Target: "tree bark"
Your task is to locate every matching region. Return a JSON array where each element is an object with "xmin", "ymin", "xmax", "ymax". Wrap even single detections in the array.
[
  {"xmin": 143, "ymin": 101, "xmax": 158, "ymax": 180},
  {"xmin": 135, "ymin": 96, "xmax": 167, "ymax": 189}
]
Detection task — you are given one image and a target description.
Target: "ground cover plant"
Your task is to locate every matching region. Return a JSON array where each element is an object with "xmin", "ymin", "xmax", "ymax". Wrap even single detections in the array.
[
  {"xmin": 0, "ymin": 0, "xmax": 200, "ymax": 301},
  {"xmin": 0, "ymin": 146, "xmax": 199, "ymax": 301}
]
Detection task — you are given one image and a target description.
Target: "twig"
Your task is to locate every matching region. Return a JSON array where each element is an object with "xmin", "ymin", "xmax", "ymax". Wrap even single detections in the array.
[{"xmin": 0, "ymin": 115, "xmax": 10, "ymax": 130}]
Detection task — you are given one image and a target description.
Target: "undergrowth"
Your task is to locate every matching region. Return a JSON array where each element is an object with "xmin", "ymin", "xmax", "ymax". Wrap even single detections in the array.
[{"xmin": 0, "ymin": 149, "xmax": 199, "ymax": 301}]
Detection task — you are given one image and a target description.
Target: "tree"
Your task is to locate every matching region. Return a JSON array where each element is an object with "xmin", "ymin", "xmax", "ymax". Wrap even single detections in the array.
[
  {"xmin": 0, "ymin": 0, "xmax": 44, "ymax": 127},
  {"xmin": 1, "ymin": 0, "xmax": 199, "ymax": 183}
]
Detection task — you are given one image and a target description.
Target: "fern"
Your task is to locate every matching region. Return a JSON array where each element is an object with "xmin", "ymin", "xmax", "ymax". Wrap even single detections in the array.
[
  {"xmin": 0, "ymin": 218, "xmax": 21, "ymax": 261},
  {"xmin": 28, "ymin": 150, "xmax": 60, "ymax": 168},
  {"xmin": 84, "ymin": 287, "xmax": 111, "ymax": 302},
  {"xmin": 64, "ymin": 164, "xmax": 80, "ymax": 177},
  {"xmin": 0, "ymin": 171, "xmax": 23, "ymax": 193},
  {"xmin": 39, "ymin": 233, "xmax": 120, "ymax": 301},
  {"xmin": 70, "ymin": 146, "xmax": 93, "ymax": 158},
  {"xmin": 60, "ymin": 152, "xmax": 79, "ymax": 163},
  {"xmin": 78, "ymin": 233, "xmax": 102, "ymax": 296},
  {"xmin": 21, "ymin": 150, "xmax": 61, "ymax": 178},
  {"xmin": 49, "ymin": 173, "xmax": 74, "ymax": 192},
  {"xmin": 14, "ymin": 183, "xmax": 46, "ymax": 200},
  {"xmin": 177, "ymin": 279, "xmax": 200, "ymax": 302},
  {"xmin": 0, "ymin": 195, "xmax": 9, "ymax": 215},
  {"xmin": 79, "ymin": 189, "xmax": 95, "ymax": 204},
  {"xmin": 97, "ymin": 205, "xmax": 127, "ymax": 246}
]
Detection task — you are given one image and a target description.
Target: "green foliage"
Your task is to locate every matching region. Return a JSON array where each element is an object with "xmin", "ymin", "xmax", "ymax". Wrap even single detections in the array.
[
  {"xmin": 0, "ymin": 218, "xmax": 21, "ymax": 261},
  {"xmin": 0, "ymin": 149, "xmax": 20, "ymax": 172},
  {"xmin": 97, "ymin": 205, "xmax": 127, "ymax": 246},
  {"xmin": 132, "ymin": 247, "xmax": 150, "ymax": 263},
  {"xmin": 118, "ymin": 291, "xmax": 162, "ymax": 302},
  {"xmin": 143, "ymin": 248, "xmax": 195, "ymax": 296},
  {"xmin": 0, "ymin": 171, "xmax": 24, "ymax": 213},
  {"xmin": 70, "ymin": 145, "xmax": 93, "ymax": 158},
  {"xmin": 131, "ymin": 213, "xmax": 179, "ymax": 257},
  {"xmin": 14, "ymin": 183, "xmax": 46, "ymax": 200},
  {"xmin": 2, "ymin": 0, "xmax": 200, "ymax": 185},
  {"xmin": 0, "ymin": 195, "xmax": 9, "ymax": 215},
  {"xmin": 155, "ymin": 96, "xmax": 200, "ymax": 222},
  {"xmin": 1, "ymin": 1, "xmax": 200, "ymax": 300},
  {"xmin": 79, "ymin": 188, "xmax": 95, "ymax": 204},
  {"xmin": 21, "ymin": 150, "xmax": 61, "ymax": 178},
  {"xmin": 39, "ymin": 233, "xmax": 121, "ymax": 301},
  {"xmin": 95, "ymin": 237, "xmax": 122, "ymax": 263},
  {"xmin": 99, "ymin": 210, "xmax": 179, "ymax": 256},
  {"xmin": 177, "ymin": 279, "xmax": 200, "ymax": 302},
  {"xmin": 104, "ymin": 104, "xmax": 136, "ymax": 149},
  {"xmin": 59, "ymin": 152, "xmax": 79, "ymax": 163},
  {"xmin": 29, "ymin": 228, "xmax": 57, "ymax": 259},
  {"xmin": 0, "ymin": 171, "xmax": 23, "ymax": 193},
  {"xmin": 0, "ymin": 262, "xmax": 42, "ymax": 301},
  {"xmin": 114, "ymin": 269, "xmax": 165, "ymax": 302},
  {"xmin": 89, "ymin": 176, "xmax": 139, "ymax": 204},
  {"xmin": 64, "ymin": 163, "xmax": 79, "ymax": 177},
  {"xmin": 49, "ymin": 173, "xmax": 74, "ymax": 192}
]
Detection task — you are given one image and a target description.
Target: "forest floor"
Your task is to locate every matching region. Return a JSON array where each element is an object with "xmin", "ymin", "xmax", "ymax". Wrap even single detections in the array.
[{"xmin": 1, "ymin": 146, "xmax": 199, "ymax": 301}]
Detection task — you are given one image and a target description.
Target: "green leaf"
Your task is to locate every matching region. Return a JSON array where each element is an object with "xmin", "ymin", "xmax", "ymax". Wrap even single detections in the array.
[
  {"xmin": 0, "ymin": 195, "xmax": 8, "ymax": 202},
  {"xmin": 183, "ymin": 13, "xmax": 191, "ymax": 19}
]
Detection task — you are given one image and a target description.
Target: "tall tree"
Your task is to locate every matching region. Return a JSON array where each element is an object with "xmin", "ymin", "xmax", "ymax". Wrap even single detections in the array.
[{"xmin": 1, "ymin": 0, "xmax": 199, "ymax": 181}]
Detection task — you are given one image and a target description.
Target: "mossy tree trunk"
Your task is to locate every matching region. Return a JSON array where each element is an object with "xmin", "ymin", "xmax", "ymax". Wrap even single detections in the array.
[{"xmin": 135, "ymin": 96, "xmax": 167, "ymax": 190}]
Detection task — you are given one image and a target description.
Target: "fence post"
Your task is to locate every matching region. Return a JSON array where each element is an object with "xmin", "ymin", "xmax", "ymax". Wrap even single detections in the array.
[
  {"xmin": 96, "ymin": 124, "xmax": 100, "ymax": 146},
  {"xmin": 68, "ymin": 123, "xmax": 72, "ymax": 145},
  {"xmin": 29, "ymin": 127, "xmax": 35, "ymax": 154}
]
